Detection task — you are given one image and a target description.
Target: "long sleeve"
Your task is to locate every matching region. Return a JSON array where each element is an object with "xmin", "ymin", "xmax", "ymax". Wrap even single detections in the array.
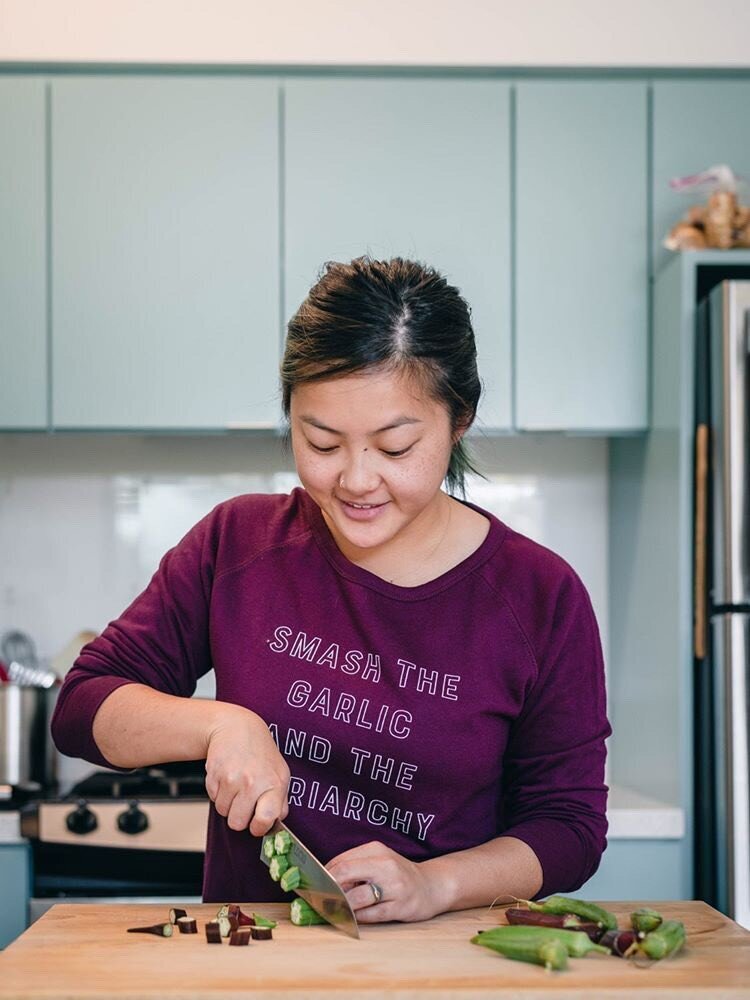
[
  {"xmin": 497, "ymin": 570, "xmax": 611, "ymax": 897},
  {"xmin": 50, "ymin": 509, "xmax": 217, "ymax": 769}
]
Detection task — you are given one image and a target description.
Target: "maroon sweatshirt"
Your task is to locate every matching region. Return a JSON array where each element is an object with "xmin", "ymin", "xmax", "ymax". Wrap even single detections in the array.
[{"xmin": 51, "ymin": 488, "xmax": 610, "ymax": 902}]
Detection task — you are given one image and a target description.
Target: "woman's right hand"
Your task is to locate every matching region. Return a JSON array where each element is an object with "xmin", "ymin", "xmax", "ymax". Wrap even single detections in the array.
[{"xmin": 204, "ymin": 705, "xmax": 290, "ymax": 837}]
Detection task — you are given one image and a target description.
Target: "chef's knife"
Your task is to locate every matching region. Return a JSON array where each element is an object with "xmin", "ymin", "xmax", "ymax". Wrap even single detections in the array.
[{"xmin": 260, "ymin": 820, "xmax": 360, "ymax": 939}]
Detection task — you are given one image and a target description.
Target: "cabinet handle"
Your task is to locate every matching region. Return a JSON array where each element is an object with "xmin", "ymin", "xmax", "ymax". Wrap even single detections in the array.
[{"xmin": 694, "ymin": 422, "xmax": 709, "ymax": 660}]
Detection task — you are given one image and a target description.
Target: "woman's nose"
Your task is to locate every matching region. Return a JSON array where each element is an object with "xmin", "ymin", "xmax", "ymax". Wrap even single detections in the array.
[{"xmin": 339, "ymin": 450, "xmax": 380, "ymax": 495}]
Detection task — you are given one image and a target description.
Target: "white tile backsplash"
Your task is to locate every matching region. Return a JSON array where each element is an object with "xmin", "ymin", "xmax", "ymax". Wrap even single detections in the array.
[{"xmin": 0, "ymin": 434, "xmax": 608, "ymax": 693}]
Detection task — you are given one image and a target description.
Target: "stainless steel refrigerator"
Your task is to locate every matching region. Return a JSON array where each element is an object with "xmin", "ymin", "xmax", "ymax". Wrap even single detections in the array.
[{"xmin": 695, "ymin": 279, "xmax": 750, "ymax": 929}]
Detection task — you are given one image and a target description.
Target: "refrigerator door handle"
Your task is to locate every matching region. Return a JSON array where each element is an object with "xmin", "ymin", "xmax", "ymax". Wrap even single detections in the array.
[{"xmin": 694, "ymin": 423, "xmax": 709, "ymax": 659}]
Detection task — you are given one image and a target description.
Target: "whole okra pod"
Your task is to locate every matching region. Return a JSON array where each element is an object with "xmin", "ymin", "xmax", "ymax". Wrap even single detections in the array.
[
  {"xmin": 599, "ymin": 928, "xmax": 638, "ymax": 957},
  {"xmin": 505, "ymin": 907, "xmax": 602, "ymax": 942},
  {"xmin": 524, "ymin": 895, "xmax": 617, "ymax": 931},
  {"xmin": 472, "ymin": 929, "xmax": 569, "ymax": 971},
  {"xmin": 630, "ymin": 907, "xmax": 663, "ymax": 936},
  {"xmin": 475, "ymin": 926, "xmax": 610, "ymax": 960},
  {"xmin": 638, "ymin": 919, "xmax": 686, "ymax": 960}
]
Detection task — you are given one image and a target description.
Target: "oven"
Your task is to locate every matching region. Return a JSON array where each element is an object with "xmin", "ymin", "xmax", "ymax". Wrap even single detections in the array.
[{"xmin": 21, "ymin": 763, "xmax": 209, "ymax": 921}]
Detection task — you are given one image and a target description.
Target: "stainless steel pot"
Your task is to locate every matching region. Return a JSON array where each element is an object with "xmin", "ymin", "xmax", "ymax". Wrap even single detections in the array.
[{"xmin": 0, "ymin": 684, "xmax": 57, "ymax": 788}]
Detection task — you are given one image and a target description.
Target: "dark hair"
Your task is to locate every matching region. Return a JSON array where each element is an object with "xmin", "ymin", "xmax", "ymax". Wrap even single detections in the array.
[{"xmin": 281, "ymin": 256, "xmax": 482, "ymax": 496}]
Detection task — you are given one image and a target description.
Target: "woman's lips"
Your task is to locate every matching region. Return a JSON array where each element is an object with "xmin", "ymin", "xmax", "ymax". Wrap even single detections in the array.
[{"xmin": 337, "ymin": 497, "xmax": 389, "ymax": 522}]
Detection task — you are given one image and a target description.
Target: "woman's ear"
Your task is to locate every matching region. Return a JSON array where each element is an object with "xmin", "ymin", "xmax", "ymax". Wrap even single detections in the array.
[{"xmin": 452, "ymin": 417, "xmax": 471, "ymax": 446}]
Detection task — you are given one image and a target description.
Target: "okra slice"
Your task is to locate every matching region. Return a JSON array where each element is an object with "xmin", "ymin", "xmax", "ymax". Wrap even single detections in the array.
[
  {"xmin": 274, "ymin": 829, "xmax": 292, "ymax": 855},
  {"xmin": 127, "ymin": 923, "xmax": 173, "ymax": 938},
  {"xmin": 290, "ymin": 897, "xmax": 326, "ymax": 926},
  {"xmin": 229, "ymin": 930, "xmax": 251, "ymax": 946},
  {"xmin": 262, "ymin": 835, "xmax": 276, "ymax": 860},
  {"xmin": 280, "ymin": 865, "xmax": 301, "ymax": 893},
  {"xmin": 252, "ymin": 913, "xmax": 277, "ymax": 929},
  {"xmin": 269, "ymin": 855, "xmax": 289, "ymax": 882},
  {"xmin": 169, "ymin": 907, "xmax": 188, "ymax": 925},
  {"xmin": 205, "ymin": 921, "xmax": 223, "ymax": 943},
  {"xmin": 224, "ymin": 904, "xmax": 254, "ymax": 927},
  {"xmin": 250, "ymin": 927, "xmax": 273, "ymax": 940},
  {"xmin": 177, "ymin": 917, "xmax": 198, "ymax": 934}
]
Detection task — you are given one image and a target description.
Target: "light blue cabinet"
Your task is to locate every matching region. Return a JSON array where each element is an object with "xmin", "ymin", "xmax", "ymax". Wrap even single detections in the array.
[
  {"xmin": 284, "ymin": 79, "xmax": 513, "ymax": 431},
  {"xmin": 579, "ymin": 839, "xmax": 684, "ymax": 901},
  {"xmin": 51, "ymin": 78, "xmax": 281, "ymax": 429},
  {"xmin": 653, "ymin": 82, "xmax": 750, "ymax": 275},
  {"xmin": 0, "ymin": 78, "xmax": 47, "ymax": 429},
  {"xmin": 0, "ymin": 844, "xmax": 30, "ymax": 949},
  {"xmin": 515, "ymin": 82, "xmax": 648, "ymax": 431}
]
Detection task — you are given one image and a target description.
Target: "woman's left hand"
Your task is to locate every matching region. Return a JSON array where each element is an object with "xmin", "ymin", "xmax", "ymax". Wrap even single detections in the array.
[{"xmin": 326, "ymin": 841, "xmax": 446, "ymax": 923}]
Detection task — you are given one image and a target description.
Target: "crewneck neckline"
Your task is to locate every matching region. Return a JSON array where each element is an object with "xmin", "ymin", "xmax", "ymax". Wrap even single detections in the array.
[{"xmin": 295, "ymin": 487, "xmax": 507, "ymax": 602}]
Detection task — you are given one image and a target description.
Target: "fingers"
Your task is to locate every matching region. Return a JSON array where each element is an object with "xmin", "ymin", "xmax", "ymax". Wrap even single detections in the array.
[
  {"xmin": 207, "ymin": 770, "xmax": 289, "ymax": 834},
  {"xmin": 343, "ymin": 881, "xmax": 386, "ymax": 913},
  {"xmin": 248, "ymin": 784, "xmax": 287, "ymax": 837},
  {"xmin": 326, "ymin": 840, "xmax": 387, "ymax": 871},
  {"xmin": 356, "ymin": 901, "xmax": 397, "ymax": 924}
]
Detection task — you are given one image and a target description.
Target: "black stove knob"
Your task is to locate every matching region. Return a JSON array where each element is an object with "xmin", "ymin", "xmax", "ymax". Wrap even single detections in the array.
[
  {"xmin": 66, "ymin": 800, "xmax": 98, "ymax": 835},
  {"xmin": 117, "ymin": 800, "xmax": 148, "ymax": 835}
]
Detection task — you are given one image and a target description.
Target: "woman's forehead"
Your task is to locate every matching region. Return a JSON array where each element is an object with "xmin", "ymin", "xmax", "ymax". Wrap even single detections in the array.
[{"xmin": 290, "ymin": 370, "xmax": 446, "ymax": 429}]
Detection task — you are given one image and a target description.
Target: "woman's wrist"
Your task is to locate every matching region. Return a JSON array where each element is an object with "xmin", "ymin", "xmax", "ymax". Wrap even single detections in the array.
[{"xmin": 418, "ymin": 854, "xmax": 460, "ymax": 916}]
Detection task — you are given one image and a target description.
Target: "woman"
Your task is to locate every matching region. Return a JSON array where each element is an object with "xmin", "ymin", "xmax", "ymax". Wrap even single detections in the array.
[{"xmin": 51, "ymin": 256, "xmax": 610, "ymax": 923}]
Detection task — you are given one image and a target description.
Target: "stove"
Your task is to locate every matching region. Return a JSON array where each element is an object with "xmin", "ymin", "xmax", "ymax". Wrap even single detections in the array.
[{"xmin": 22, "ymin": 762, "xmax": 209, "ymax": 908}]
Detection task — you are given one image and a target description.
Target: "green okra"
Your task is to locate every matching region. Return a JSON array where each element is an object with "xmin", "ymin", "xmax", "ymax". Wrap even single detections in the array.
[
  {"xmin": 525, "ymin": 895, "xmax": 617, "ymax": 931},
  {"xmin": 262, "ymin": 835, "xmax": 276, "ymax": 860},
  {"xmin": 638, "ymin": 919, "xmax": 686, "ymax": 960},
  {"xmin": 252, "ymin": 912, "xmax": 278, "ymax": 929},
  {"xmin": 280, "ymin": 865, "xmax": 301, "ymax": 893},
  {"xmin": 476, "ymin": 925, "xmax": 610, "ymax": 960},
  {"xmin": 472, "ymin": 929, "xmax": 569, "ymax": 971},
  {"xmin": 630, "ymin": 907, "xmax": 663, "ymax": 935},
  {"xmin": 274, "ymin": 829, "xmax": 292, "ymax": 855},
  {"xmin": 290, "ymin": 897, "xmax": 326, "ymax": 926},
  {"xmin": 269, "ymin": 854, "xmax": 289, "ymax": 882}
]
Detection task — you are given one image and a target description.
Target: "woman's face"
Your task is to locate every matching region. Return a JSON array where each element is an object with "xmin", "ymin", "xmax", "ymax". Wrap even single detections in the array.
[{"xmin": 290, "ymin": 368, "xmax": 456, "ymax": 558}]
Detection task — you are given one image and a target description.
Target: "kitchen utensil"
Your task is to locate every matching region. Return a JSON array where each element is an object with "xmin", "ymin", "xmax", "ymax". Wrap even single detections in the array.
[
  {"xmin": 260, "ymin": 820, "xmax": 359, "ymax": 939},
  {"xmin": 1, "ymin": 630, "xmax": 39, "ymax": 671},
  {"xmin": 7, "ymin": 661, "xmax": 59, "ymax": 689},
  {"xmin": 0, "ymin": 683, "xmax": 55, "ymax": 788}
]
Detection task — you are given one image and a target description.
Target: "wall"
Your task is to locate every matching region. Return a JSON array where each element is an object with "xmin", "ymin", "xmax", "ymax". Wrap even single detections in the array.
[
  {"xmin": 0, "ymin": 433, "xmax": 609, "ymax": 671},
  {"xmin": 1, "ymin": 0, "xmax": 750, "ymax": 67}
]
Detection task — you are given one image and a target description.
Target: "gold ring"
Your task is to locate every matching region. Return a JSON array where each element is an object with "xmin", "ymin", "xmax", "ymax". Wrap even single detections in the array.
[{"xmin": 369, "ymin": 881, "xmax": 383, "ymax": 904}]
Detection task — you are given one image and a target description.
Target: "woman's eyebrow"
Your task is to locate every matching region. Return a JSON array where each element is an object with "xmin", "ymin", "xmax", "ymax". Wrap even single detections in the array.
[{"xmin": 299, "ymin": 416, "xmax": 422, "ymax": 435}]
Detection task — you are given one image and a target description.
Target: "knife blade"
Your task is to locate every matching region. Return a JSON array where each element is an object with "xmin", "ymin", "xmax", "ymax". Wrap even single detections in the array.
[{"xmin": 260, "ymin": 820, "xmax": 360, "ymax": 939}]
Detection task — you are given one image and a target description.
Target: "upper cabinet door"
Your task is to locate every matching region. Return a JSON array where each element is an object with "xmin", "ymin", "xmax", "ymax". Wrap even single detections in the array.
[
  {"xmin": 516, "ymin": 82, "xmax": 648, "ymax": 432},
  {"xmin": 284, "ymin": 79, "xmax": 512, "ymax": 431},
  {"xmin": 52, "ymin": 78, "xmax": 280, "ymax": 429},
  {"xmin": 0, "ymin": 78, "xmax": 47, "ymax": 429},
  {"xmin": 653, "ymin": 82, "xmax": 750, "ymax": 275}
]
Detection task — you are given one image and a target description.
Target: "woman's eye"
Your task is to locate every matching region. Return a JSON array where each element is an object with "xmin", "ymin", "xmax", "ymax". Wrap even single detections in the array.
[
  {"xmin": 309, "ymin": 442, "xmax": 338, "ymax": 454},
  {"xmin": 381, "ymin": 446, "xmax": 412, "ymax": 458}
]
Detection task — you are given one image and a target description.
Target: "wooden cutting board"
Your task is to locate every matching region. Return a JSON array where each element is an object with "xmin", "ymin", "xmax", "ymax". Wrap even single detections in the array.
[{"xmin": 0, "ymin": 900, "xmax": 749, "ymax": 998}]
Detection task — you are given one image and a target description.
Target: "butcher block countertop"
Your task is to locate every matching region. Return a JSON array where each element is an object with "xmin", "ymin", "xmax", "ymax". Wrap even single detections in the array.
[{"xmin": 1, "ymin": 901, "xmax": 749, "ymax": 999}]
